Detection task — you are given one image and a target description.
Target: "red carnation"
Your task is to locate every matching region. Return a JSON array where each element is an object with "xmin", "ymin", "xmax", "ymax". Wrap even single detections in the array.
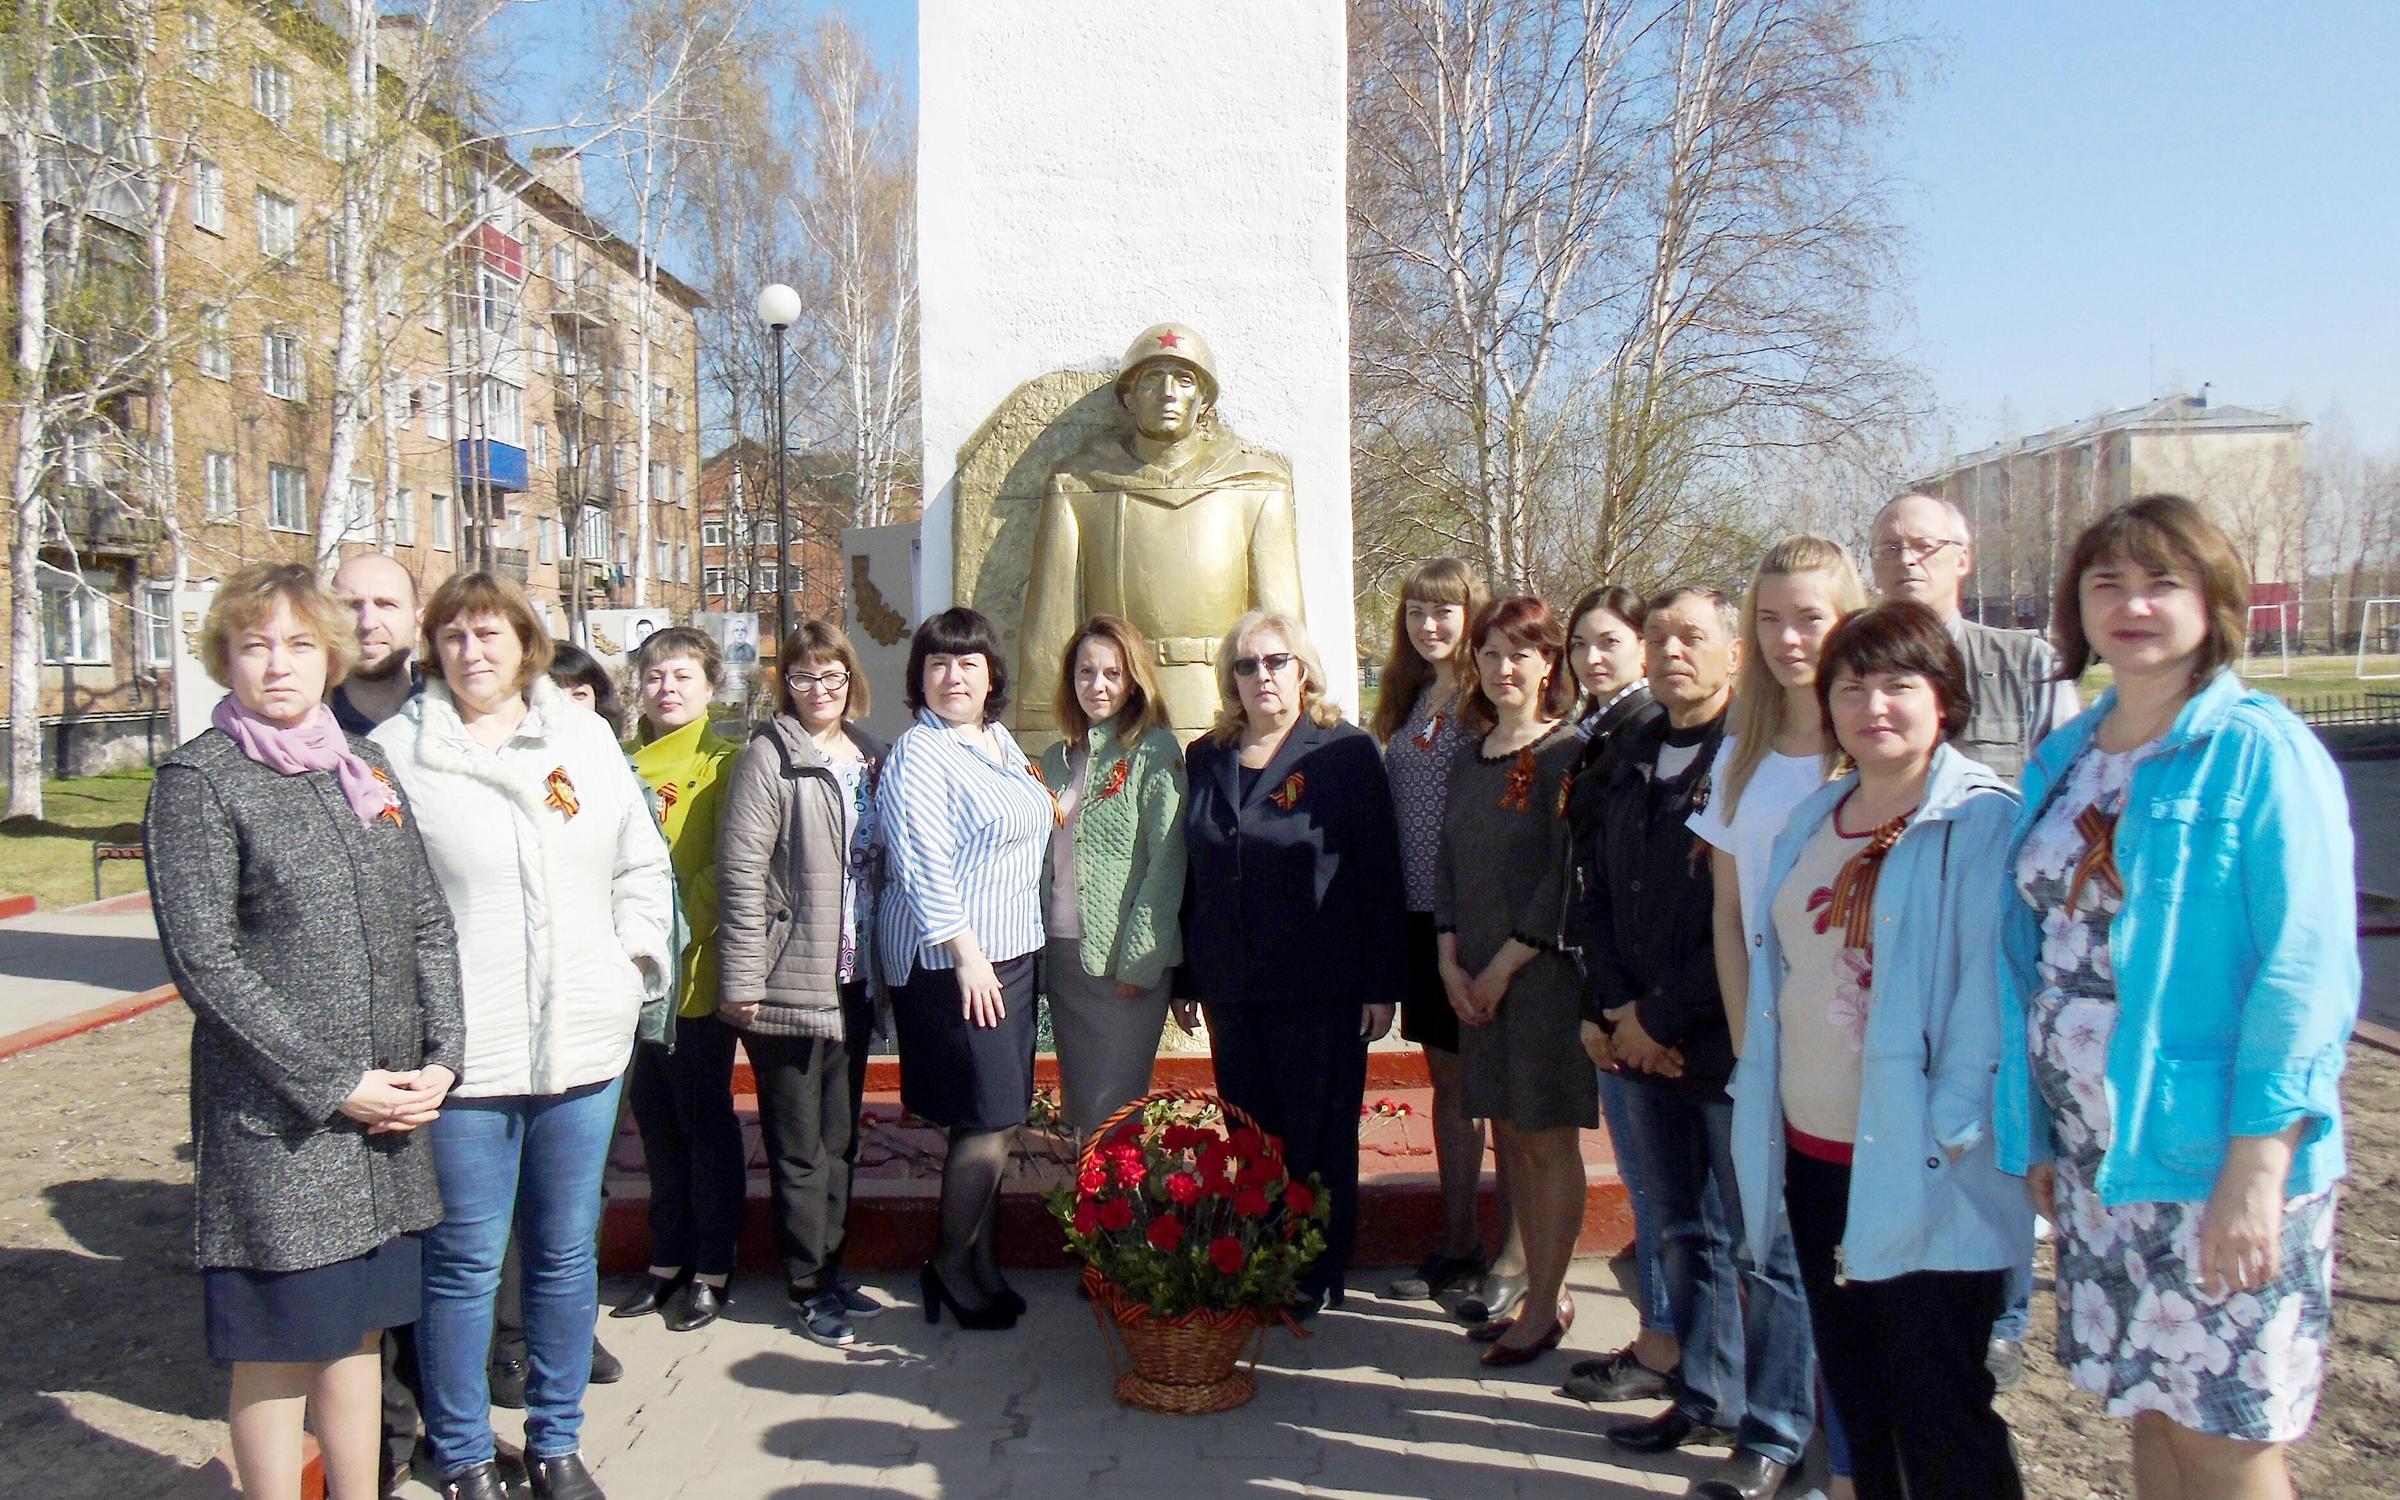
[
  {"xmin": 1073, "ymin": 1200, "xmax": 1101, "ymax": 1236},
  {"xmin": 1114, "ymin": 1153, "xmax": 1148, "ymax": 1190},
  {"xmin": 1165, "ymin": 1171, "xmax": 1202, "ymax": 1206},
  {"xmin": 1283, "ymin": 1182, "xmax": 1315, "ymax": 1216},
  {"xmin": 1209, "ymin": 1235, "xmax": 1247, "ymax": 1275},
  {"xmin": 1233, "ymin": 1186, "xmax": 1270, "ymax": 1218},
  {"xmin": 1146, "ymin": 1214, "xmax": 1186, "ymax": 1251},
  {"xmin": 1237, "ymin": 1156, "xmax": 1277, "ymax": 1190},
  {"xmin": 1098, "ymin": 1197, "xmax": 1134, "ymax": 1232},
  {"xmin": 1228, "ymin": 1128, "xmax": 1268, "ymax": 1159},
  {"xmin": 1077, "ymin": 1164, "xmax": 1108, "ymax": 1195}
]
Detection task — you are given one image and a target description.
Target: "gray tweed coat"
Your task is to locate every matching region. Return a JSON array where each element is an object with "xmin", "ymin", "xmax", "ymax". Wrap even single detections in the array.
[{"xmin": 145, "ymin": 728, "xmax": 465, "ymax": 1272}]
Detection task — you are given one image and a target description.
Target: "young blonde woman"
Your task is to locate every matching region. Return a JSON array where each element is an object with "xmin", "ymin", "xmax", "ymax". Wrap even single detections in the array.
[
  {"xmin": 1695, "ymin": 537, "xmax": 1867, "ymax": 1052},
  {"xmin": 1371, "ymin": 558, "xmax": 1514, "ymax": 1307},
  {"xmin": 1038, "ymin": 615, "xmax": 1188, "ymax": 1137}
]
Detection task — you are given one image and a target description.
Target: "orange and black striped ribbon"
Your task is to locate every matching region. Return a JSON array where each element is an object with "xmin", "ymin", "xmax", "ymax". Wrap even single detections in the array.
[
  {"xmin": 2065, "ymin": 805, "xmax": 2123, "ymax": 918},
  {"xmin": 1823, "ymin": 807, "xmax": 1914, "ymax": 955}
]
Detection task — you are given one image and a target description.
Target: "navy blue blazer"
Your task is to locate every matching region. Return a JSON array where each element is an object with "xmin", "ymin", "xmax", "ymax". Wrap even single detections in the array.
[{"xmin": 1181, "ymin": 717, "xmax": 1408, "ymax": 1010}]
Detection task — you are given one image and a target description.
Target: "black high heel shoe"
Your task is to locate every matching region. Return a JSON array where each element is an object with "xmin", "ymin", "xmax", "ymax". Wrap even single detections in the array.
[{"xmin": 919, "ymin": 1262, "xmax": 1019, "ymax": 1330}]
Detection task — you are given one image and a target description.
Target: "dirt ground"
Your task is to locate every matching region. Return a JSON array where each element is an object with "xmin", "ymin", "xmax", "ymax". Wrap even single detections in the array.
[{"xmin": 5, "ymin": 1005, "xmax": 2395, "ymax": 1500}]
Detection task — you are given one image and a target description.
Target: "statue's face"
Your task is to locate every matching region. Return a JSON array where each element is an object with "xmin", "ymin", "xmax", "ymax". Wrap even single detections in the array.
[{"xmin": 1127, "ymin": 361, "xmax": 1208, "ymax": 442}]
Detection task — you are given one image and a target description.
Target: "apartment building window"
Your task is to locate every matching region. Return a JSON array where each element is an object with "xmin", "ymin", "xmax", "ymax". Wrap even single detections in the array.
[
  {"xmin": 530, "ymin": 422, "xmax": 551, "ymax": 468},
  {"xmin": 41, "ymin": 572, "xmax": 112, "ymax": 665},
  {"xmin": 390, "ymin": 487, "xmax": 416, "ymax": 545},
  {"xmin": 418, "ymin": 157, "xmax": 439, "ymax": 215},
  {"xmin": 346, "ymin": 478, "xmax": 375, "ymax": 538},
  {"xmin": 321, "ymin": 105, "xmax": 353, "ymax": 162},
  {"xmin": 704, "ymin": 566, "xmax": 725, "ymax": 596},
  {"xmin": 197, "ymin": 306, "xmax": 232, "ymax": 378},
  {"xmin": 257, "ymin": 189, "xmax": 298, "ymax": 259},
  {"xmin": 759, "ymin": 565, "xmax": 781, "ymax": 593},
  {"xmin": 262, "ymin": 329, "xmax": 305, "ymax": 400},
  {"xmin": 432, "ymin": 492, "xmax": 454, "ymax": 550},
  {"xmin": 60, "ymin": 428, "xmax": 103, "ymax": 487},
  {"xmin": 424, "ymin": 383, "xmax": 449, "ymax": 440},
  {"xmin": 192, "ymin": 159, "xmax": 224, "ymax": 234},
  {"xmin": 537, "ymin": 517, "xmax": 557, "ymax": 564},
  {"xmin": 251, "ymin": 60, "xmax": 293, "ymax": 129},
  {"xmin": 649, "ymin": 460, "xmax": 668, "ymax": 501},
  {"xmin": 654, "ymin": 538, "xmax": 670, "ymax": 580},
  {"xmin": 141, "ymin": 583, "xmax": 175, "ymax": 667},
  {"xmin": 378, "ymin": 265, "xmax": 404, "ymax": 317},
  {"xmin": 701, "ymin": 519, "xmax": 725, "ymax": 549},
  {"xmin": 482, "ymin": 380, "xmax": 524, "ymax": 445},
  {"xmin": 187, "ymin": 11, "xmax": 221, "ymax": 81},
  {"xmin": 268, "ymin": 464, "xmax": 308, "ymax": 532},
  {"xmin": 616, "ymin": 532, "xmax": 630, "ymax": 569},
  {"xmin": 676, "ymin": 543, "xmax": 690, "ymax": 584},
  {"xmin": 202, "ymin": 451, "xmax": 237, "ymax": 518},
  {"xmin": 552, "ymin": 244, "xmax": 576, "ymax": 288},
  {"xmin": 325, "ymin": 224, "xmax": 347, "ymax": 284}
]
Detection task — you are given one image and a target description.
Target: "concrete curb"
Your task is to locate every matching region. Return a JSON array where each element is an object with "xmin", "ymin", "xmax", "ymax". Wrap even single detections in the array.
[
  {"xmin": 0, "ymin": 982, "xmax": 179, "ymax": 1063},
  {"xmin": 2356, "ymin": 1020, "xmax": 2400, "ymax": 1057}
]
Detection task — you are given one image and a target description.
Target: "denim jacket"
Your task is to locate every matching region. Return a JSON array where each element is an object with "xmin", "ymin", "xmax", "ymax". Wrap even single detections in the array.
[
  {"xmin": 1994, "ymin": 671, "xmax": 2357, "ymax": 1205},
  {"xmin": 1730, "ymin": 745, "xmax": 2033, "ymax": 1284}
]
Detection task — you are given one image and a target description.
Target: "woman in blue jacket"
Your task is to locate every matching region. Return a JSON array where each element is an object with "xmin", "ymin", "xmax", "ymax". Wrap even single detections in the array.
[
  {"xmin": 1183, "ymin": 609, "xmax": 1407, "ymax": 1314},
  {"xmin": 1730, "ymin": 601, "xmax": 2030, "ymax": 1500},
  {"xmin": 1997, "ymin": 495, "xmax": 2356, "ymax": 1498}
]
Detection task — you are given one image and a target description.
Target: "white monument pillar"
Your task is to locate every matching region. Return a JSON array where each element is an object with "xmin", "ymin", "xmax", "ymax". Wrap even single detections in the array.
[{"xmin": 915, "ymin": 0, "xmax": 1356, "ymax": 707}]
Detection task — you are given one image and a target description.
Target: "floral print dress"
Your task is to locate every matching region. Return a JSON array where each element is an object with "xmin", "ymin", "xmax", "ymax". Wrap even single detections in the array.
[{"xmin": 2016, "ymin": 742, "xmax": 2335, "ymax": 1442}]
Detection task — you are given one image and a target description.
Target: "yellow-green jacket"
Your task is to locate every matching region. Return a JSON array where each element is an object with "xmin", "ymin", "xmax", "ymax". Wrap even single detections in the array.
[{"xmin": 633, "ymin": 717, "xmax": 738, "ymax": 1018}]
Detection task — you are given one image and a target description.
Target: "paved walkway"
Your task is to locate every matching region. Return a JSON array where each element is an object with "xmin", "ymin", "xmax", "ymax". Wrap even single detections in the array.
[
  {"xmin": 0, "ymin": 899, "xmax": 165, "ymax": 1038},
  {"xmin": 397, "ymin": 1262, "xmax": 1819, "ymax": 1500}
]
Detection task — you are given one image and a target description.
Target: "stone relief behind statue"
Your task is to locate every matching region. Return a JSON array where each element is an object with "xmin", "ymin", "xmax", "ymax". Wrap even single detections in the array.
[{"xmin": 954, "ymin": 324, "xmax": 1306, "ymax": 745}]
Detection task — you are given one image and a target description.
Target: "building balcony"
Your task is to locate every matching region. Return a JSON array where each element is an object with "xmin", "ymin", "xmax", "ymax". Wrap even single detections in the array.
[
  {"xmin": 549, "ymin": 284, "xmax": 612, "ymax": 326},
  {"xmin": 496, "ymin": 546, "xmax": 531, "ymax": 583},
  {"xmin": 53, "ymin": 487, "xmax": 163, "ymax": 556},
  {"xmin": 455, "ymin": 439, "xmax": 529, "ymax": 493}
]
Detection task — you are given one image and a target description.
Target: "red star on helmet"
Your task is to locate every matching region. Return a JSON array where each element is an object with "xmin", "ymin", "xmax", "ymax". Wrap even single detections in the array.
[{"xmin": 1155, "ymin": 330, "xmax": 1181, "ymax": 348}]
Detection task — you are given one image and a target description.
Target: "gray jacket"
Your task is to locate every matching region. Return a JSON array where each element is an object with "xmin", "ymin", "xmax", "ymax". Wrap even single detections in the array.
[
  {"xmin": 145, "ymin": 729, "xmax": 465, "ymax": 1272},
  {"xmin": 1951, "ymin": 616, "xmax": 2079, "ymax": 784},
  {"xmin": 715, "ymin": 716, "xmax": 888, "ymax": 1038}
]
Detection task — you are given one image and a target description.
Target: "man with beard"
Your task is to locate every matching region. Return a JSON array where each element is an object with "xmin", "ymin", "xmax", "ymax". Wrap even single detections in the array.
[
  {"xmin": 1576, "ymin": 587, "xmax": 1816, "ymax": 1500},
  {"xmin": 330, "ymin": 553, "xmax": 424, "ymax": 734}
]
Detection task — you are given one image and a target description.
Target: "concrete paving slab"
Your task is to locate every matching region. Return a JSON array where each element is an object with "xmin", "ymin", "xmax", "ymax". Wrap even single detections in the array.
[{"xmin": 0, "ymin": 906, "xmax": 166, "ymax": 1036}]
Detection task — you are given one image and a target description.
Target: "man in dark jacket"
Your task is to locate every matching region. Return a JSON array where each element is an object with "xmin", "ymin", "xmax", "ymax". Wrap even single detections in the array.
[{"xmin": 1576, "ymin": 587, "xmax": 1815, "ymax": 1500}]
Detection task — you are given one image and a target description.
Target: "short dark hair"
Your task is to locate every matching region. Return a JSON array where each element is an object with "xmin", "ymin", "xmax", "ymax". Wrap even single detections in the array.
[
  {"xmin": 1813, "ymin": 600, "xmax": 1974, "ymax": 749},
  {"xmin": 2052, "ymin": 493, "xmax": 2249, "ymax": 687},
  {"xmin": 632, "ymin": 625, "xmax": 725, "ymax": 690},
  {"xmin": 548, "ymin": 641, "xmax": 623, "ymax": 733},
  {"xmin": 904, "ymin": 606, "xmax": 1010, "ymax": 722},
  {"xmin": 1460, "ymin": 596, "xmax": 1577, "ymax": 732}
]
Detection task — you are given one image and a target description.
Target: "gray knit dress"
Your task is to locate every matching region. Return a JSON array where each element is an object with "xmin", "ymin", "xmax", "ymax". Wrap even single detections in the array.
[{"xmin": 1435, "ymin": 723, "xmax": 1596, "ymax": 1131}]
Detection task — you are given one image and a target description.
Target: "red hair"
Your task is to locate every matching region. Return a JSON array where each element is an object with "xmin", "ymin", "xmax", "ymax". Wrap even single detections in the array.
[{"xmin": 1460, "ymin": 596, "xmax": 1574, "ymax": 731}]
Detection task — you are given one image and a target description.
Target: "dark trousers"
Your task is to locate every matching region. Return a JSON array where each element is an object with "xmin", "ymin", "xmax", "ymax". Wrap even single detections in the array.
[
  {"xmin": 380, "ymin": 1324, "xmax": 420, "ymax": 1475},
  {"xmin": 626, "ymin": 1012, "xmax": 747, "ymax": 1278},
  {"xmin": 1203, "ymin": 1002, "xmax": 1367, "ymax": 1296},
  {"xmin": 1783, "ymin": 1147, "xmax": 2024, "ymax": 1500},
  {"xmin": 745, "ymin": 986, "xmax": 874, "ymax": 1292}
]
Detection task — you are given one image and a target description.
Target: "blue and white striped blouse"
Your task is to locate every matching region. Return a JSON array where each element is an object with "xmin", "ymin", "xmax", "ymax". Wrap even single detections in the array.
[{"xmin": 873, "ymin": 708, "xmax": 1055, "ymax": 982}]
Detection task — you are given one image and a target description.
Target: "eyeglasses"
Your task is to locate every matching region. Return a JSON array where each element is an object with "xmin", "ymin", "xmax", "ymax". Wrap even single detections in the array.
[
  {"xmin": 1870, "ymin": 538, "xmax": 1961, "ymax": 565},
  {"xmin": 1232, "ymin": 652, "xmax": 1297, "ymax": 679},
  {"xmin": 787, "ymin": 669, "xmax": 850, "ymax": 694}
]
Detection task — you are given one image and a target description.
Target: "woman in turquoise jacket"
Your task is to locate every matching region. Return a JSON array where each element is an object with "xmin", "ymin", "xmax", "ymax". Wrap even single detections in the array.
[
  {"xmin": 1037, "ymin": 616, "xmax": 1189, "ymax": 1136},
  {"xmin": 1996, "ymin": 494, "xmax": 2357, "ymax": 1499},
  {"xmin": 1730, "ymin": 602, "xmax": 2030, "ymax": 1500}
]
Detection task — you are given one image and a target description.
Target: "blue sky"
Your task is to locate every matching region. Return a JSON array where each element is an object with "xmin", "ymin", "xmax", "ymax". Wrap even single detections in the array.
[{"xmin": 499, "ymin": 2, "xmax": 2395, "ymax": 453}]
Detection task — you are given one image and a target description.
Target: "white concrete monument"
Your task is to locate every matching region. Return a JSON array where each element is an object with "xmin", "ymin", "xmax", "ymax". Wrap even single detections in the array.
[{"xmin": 914, "ymin": 0, "xmax": 1355, "ymax": 725}]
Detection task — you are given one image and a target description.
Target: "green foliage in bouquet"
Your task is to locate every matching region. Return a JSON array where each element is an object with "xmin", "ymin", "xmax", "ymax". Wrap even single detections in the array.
[{"xmin": 1049, "ymin": 1096, "xmax": 1330, "ymax": 1319}]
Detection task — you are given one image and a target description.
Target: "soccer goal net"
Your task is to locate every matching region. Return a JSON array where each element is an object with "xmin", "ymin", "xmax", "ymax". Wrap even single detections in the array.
[
  {"xmin": 2360, "ymin": 598, "xmax": 2400, "ymax": 681},
  {"xmin": 2243, "ymin": 604, "xmax": 2291, "ymax": 678}
]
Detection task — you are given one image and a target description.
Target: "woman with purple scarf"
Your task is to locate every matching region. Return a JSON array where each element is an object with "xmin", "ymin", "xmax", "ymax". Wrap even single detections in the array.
[{"xmin": 146, "ymin": 563, "xmax": 465, "ymax": 1500}]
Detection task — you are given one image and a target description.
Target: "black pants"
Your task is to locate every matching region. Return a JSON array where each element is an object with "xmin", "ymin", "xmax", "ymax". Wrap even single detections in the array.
[
  {"xmin": 380, "ymin": 1324, "xmax": 420, "ymax": 1475},
  {"xmin": 745, "ymin": 986, "xmax": 874, "ymax": 1293},
  {"xmin": 626, "ymin": 1012, "xmax": 747, "ymax": 1278},
  {"xmin": 1203, "ymin": 1002, "xmax": 1367, "ymax": 1296},
  {"xmin": 1782, "ymin": 1147, "xmax": 2023, "ymax": 1500}
]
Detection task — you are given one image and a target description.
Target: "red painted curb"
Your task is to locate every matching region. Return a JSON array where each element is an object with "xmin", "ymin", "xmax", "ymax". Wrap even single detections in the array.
[
  {"xmin": 0, "ymin": 983, "xmax": 180, "ymax": 1062},
  {"xmin": 0, "ymin": 894, "xmax": 35, "ymax": 920}
]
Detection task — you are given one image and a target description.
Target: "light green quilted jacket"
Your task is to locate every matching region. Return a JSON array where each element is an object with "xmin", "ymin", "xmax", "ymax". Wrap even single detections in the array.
[{"xmin": 1037, "ymin": 718, "xmax": 1188, "ymax": 989}]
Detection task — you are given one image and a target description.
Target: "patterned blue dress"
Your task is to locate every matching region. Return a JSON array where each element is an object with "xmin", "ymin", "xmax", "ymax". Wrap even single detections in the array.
[{"xmin": 2016, "ymin": 742, "xmax": 2335, "ymax": 1442}]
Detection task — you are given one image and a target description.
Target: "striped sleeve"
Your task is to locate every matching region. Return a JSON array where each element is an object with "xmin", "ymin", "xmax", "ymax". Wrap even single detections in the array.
[{"xmin": 878, "ymin": 730, "xmax": 971, "ymax": 950}]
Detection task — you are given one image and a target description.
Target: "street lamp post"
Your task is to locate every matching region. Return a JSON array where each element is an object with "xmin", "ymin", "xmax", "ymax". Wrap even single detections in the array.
[{"xmin": 755, "ymin": 283, "xmax": 802, "ymax": 649}]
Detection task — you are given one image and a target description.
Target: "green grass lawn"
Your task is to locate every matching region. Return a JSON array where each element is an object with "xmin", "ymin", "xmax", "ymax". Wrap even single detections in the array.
[
  {"xmin": 2077, "ymin": 653, "xmax": 2400, "ymax": 706},
  {"xmin": 0, "ymin": 770, "xmax": 155, "ymax": 911}
]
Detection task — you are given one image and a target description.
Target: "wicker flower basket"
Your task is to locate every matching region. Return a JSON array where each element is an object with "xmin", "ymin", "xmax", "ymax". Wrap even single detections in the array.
[{"xmin": 1070, "ymin": 1088, "xmax": 1314, "ymax": 1414}]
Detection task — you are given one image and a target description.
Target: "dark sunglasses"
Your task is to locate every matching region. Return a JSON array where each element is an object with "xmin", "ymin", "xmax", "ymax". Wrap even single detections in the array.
[{"xmin": 1232, "ymin": 652, "xmax": 1297, "ymax": 678}]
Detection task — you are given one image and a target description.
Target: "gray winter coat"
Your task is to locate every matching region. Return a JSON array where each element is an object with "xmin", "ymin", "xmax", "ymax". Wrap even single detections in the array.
[
  {"xmin": 145, "ymin": 729, "xmax": 466, "ymax": 1272},
  {"xmin": 715, "ymin": 716, "xmax": 888, "ymax": 1038}
]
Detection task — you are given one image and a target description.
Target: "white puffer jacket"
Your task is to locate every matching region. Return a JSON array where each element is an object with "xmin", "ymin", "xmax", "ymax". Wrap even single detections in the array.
[{"xmin": 373, "ymin": 675, "xmax": 673, "ymax": 1098}]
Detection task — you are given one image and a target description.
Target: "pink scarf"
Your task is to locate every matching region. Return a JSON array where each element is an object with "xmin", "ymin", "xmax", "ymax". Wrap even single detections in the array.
[{"xmin": 212, "ymin": 696, "xmax": 399, "ymax": 827}]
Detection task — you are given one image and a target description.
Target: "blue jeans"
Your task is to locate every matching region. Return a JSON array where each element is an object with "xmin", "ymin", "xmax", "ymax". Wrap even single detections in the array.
[
  {"xmin": 1619, "ymin": 1074, "xmax": 1815, "ymax": 1468},
  {"xmin": 419, "ymin": 1080, "xmax": 622, "ymax": 1474},
  {"xmin": 1598, "ymin": 1067, "xmax": 1674, "ymax": 1332}
]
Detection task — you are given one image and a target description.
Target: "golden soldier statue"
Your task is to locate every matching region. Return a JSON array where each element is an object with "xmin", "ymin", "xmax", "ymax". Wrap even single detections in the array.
[{"xmin": 1014, "ymin": 323, "xmax": 1305, "ymax": 739}]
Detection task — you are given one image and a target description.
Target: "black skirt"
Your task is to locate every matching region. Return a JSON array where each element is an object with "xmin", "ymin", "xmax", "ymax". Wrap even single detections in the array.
[
  {"xmin": 203, "ymin": 1232, "xmax": 421, "ymax": 1365},
  {"xmin": 1396, "ymin": 910, "xmax": 1461, "ymax": 1053},
  {"xmin": 892, "ymin": 951, "xmax": 1039, "ymax": 1129}
]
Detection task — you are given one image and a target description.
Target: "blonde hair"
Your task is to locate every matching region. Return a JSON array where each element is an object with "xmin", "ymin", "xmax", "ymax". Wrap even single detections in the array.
[
  {"xmin": 1206, "ymin": 610, "xmax": 1344, "ymax": 744},
  {"xmin": 197, "ymin": 562, "xmax": 359, "ymax": 691},
  {"xmin": 772, "ymin": 618, "xmax": 871, "ymax": 721},
  {"xmin": 418, "ymin": 570, "xmax": 556, "ymax": 695},
  {"xmin": 1371, "ymin": 557, "xmax": 1490, "ymax": 743},
  {"xmin": 1056, "ymin": 615, "xmax": 1170, "ymax": 744},
  {"xmin": 1721, "ymin": 536, "xmax": 1866, "ymax": 816}
]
